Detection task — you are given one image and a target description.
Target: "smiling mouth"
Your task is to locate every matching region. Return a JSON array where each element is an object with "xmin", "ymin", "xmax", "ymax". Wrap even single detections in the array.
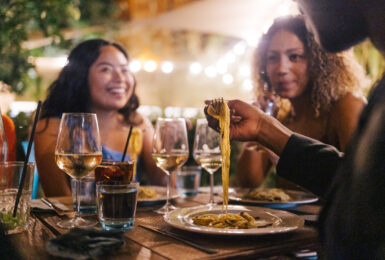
[{"xmin": 108, "ymin": 88, "xmax": 126, "ymax": 94}]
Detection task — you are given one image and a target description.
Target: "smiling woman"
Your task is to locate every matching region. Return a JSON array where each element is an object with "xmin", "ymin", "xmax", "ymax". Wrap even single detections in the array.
[{"xmin": 34, "ymin": 39, "xmax": 165, "ymax": 197}]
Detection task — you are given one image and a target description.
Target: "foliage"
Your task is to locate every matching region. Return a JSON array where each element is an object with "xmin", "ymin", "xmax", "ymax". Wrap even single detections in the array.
[
  {"xmin": 0, "ymin": 0, "xmax": 120, "ymax": 95},
  {"xmin": 11, "ymin": 112, "xmax": 32, "ymax": 161}
]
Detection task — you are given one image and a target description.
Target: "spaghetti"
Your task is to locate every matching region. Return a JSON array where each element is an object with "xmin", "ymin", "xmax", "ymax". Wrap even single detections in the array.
[
  {"xmin": 207, "ymin": 99, "xmax": 230, "ymax": 212},
  {"xmin": 192, "ymin": 212, "xmax": 272, "ymax": 229}
]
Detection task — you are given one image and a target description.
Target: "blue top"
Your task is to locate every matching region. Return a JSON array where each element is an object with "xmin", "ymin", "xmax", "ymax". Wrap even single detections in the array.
[{"xmin": 102, "ymin": 145, "xmax": 131, "ymax": 162}]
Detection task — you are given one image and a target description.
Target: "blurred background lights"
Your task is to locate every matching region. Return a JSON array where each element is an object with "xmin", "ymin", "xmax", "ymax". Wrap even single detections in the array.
[
  {"xmin": 143, "ymin": 60, "xmax": 157, "ymax": 72},
  {"xmin": 204, "ymin": 66, "xmax": 217, "ymax": 78},
  {"xmin": 161, "ymin": 61, "xmax": 174, "ymax": 74},
  {"xmin": 233, "ymin": 42, "xmax": 247, "ymax": 55},
  {"xmin": 129, "ymin": 59, "xmax": 141, "ymax": 73},
  {"xmin": 222, "ymin": 74, "xmax": 234, "ymax": 85},
  {"xmin": 239, "ymin": 65, "xmax": 251, "ymax": 77},
  {"xmin": 224, "ymin": 52, "xmax": 236, "ymax": 63},
  {"xmin": 189, "ymin": 62, "xmax": 202, "ymax": 75},
  {"xmin": 242, "ymin": 79, "xmax": 254, "ymax": 92},
  {"xmin": 216, "ymin": 59, "xmax": 228, "ymax": 74}
]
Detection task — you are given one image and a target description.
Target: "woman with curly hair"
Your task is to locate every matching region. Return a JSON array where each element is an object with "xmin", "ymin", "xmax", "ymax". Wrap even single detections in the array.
[
  {"xmin": 34, "ymin": 39, "xmax": 164, "ymax": 196},
  {"xmin": 236, "ymin": 16, "xmax": 368, "ymax": 188}
]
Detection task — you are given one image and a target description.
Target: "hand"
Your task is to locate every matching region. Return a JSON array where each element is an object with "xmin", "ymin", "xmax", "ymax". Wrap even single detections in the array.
[{"xmin": 204, "ymin": 99, "xmax": 267, "ymax": 142}]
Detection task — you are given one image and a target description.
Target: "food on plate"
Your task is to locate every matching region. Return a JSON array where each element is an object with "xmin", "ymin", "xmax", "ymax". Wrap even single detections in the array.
[
  {"xmin": 138, "ymin": 186, "xmax": 157, "ymax": 199},
  {"xmin": 244, "ymin": 188, "xmax": 291, "ymax": 202},
  {"xmin": 207, "ymin": 99, "xmax": 230, "ymax": 212},
  {"xmin": 192, "ymin": 211, "xmax": 272, "ymax": 229}
]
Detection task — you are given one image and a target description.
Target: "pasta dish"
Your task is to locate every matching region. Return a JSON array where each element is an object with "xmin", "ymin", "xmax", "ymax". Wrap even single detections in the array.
[
  {"xmin": 192, "ymin": 212, "xmax": 272, "ymax": 229},
  {"xmin": 207, "ymin": 99, "xmax": 230, "ymax": 212},
  {"xmin": 138, "ymin": 186, "xmax": 157, "ymax": 199},
  {"xmin": 245, "ymin": 188, "xmax": 291, "ymax": 202}
]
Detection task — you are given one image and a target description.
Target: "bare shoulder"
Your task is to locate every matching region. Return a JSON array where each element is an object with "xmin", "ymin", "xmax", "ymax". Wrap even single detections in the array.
[
  {"xmin": 35, "ymin": 118, "xmax": 61, "ymax": 136},
  {"xmin": 131, "ymin": 112, "xmax": 153, "ymax": 131},
  {"xmin": 333, "ymin": 92, "xmax": 367, "ymax": 112}
]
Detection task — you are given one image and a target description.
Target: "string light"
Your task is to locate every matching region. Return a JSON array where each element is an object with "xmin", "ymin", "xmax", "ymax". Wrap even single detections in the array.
[
  {"xmin": 189, "ymin": 62, "xmax": 202, "ymax": 74},
  {"xmin": 161, "ymin": 61, "xmax": 174, "ymax": 74},
  {"xmin": 129, "ymin": 59, "xmax": 141, "ymax": 73},
  {"xmin": 143, "ymin": 60, "xmax": 157, "ymax": 72}
]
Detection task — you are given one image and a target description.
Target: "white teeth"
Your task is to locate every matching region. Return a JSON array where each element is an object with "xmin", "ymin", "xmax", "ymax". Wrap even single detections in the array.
[{"xmin": 109, "ymin": 88, "xmax": 125, "ymax": 94}]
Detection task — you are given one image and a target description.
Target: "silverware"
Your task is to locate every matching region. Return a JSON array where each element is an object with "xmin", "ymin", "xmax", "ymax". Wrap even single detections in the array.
[
  {"xmin": 139, "ymin": 224, "xmax": 218, "ymax": 254},
  {"xmin": 41, "ymin": 198, "xmax": 67, "ymax": 216}
]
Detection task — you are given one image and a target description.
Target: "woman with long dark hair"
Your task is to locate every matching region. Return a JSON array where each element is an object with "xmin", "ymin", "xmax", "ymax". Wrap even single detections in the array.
[{"xmin": 35, "ymin": 39, "xmax": 163, "ymax": 196}]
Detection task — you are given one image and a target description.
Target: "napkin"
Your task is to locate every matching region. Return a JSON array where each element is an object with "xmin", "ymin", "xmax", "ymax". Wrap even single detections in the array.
[{"xmin": 46, "ymin": 228, "xmax": 124, "ymax": 259}]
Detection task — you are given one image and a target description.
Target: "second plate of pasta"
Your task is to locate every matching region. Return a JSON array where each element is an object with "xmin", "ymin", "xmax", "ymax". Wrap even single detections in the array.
[{"xmin": 164, "ymin": 205, "xmax": 304, "ymax": 235}]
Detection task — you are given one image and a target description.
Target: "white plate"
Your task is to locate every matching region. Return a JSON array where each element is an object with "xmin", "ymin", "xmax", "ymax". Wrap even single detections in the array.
[
  {"xmin": 164, "ymin": 205, "xmax": 304, "ymax": 235},
  {"xmin": 227, "ymin": 188, "xmax": 318, "ymax": 209},
  {"xmin": 138, "ymin": 186, "xmax": 179, "ymax": 206}
]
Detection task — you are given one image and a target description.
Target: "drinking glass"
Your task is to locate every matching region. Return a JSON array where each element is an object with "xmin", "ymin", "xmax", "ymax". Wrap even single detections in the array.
[
  {"xmin": 152, "ymin": 118, "xmax": 189, "ymax": 215},
  {"xmin": 193, "ymin": 118, "xmax": 222, "ymax": 207},
  {"xmin": 55, "ymin": 113, "xmax": 102, "ymax": 228}
]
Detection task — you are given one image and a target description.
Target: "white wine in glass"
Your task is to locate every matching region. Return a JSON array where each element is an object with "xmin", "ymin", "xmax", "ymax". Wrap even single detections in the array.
[
  {"xmin": 152, "ymin": 118, "xmax": 189, "ymax": 215},
  {"xmin": 55, "ymin": 113, "xmax": 102, "ymax": 228},
  {"xmin": 193, "ymin": 118, "xmax": 222, "ymax": 206}
]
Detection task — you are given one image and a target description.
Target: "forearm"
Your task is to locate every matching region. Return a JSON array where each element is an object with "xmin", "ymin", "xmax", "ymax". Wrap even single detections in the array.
[
  {"xmin": 236, "ymin": 145, "xmax": 272, "ymax": 187},
  {"xmin": 277, "ymin": 133, "xmax": 343, "ymax": 197},
  {"xmin": 256, "ymin": 116, "xmax": 293, "ymax": 156}
]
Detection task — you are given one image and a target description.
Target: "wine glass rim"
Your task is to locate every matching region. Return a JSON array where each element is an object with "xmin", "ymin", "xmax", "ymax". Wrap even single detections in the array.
[{"xmin": 62, "ymin": 112, "xmax": 97, "ymax": 116}]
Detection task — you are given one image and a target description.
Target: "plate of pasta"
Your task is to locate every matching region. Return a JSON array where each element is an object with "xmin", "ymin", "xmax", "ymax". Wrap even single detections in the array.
[
  {"xmin": 137, "ymin": 186, "xmax": 179, "ymax": 206},
  {"xmin": 226, "ymin": 188, "xmax": 318, "ymax": 209},
  {"xmin": 164, "ymin": 205, "xmax": 304, "ymax": 235}
]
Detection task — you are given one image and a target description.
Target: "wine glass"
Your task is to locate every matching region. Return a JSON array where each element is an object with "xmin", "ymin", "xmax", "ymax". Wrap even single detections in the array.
[
  {"xmin": 152, "ymin": 118, "xmax": 189, "ymax": 215},
  {"xmin": 55, "ymin": 113, "xmax": 102, "ymax": 228},
  {"xmin": 193, "ymin": 118, "xmax": 222, "ymax": 207}
]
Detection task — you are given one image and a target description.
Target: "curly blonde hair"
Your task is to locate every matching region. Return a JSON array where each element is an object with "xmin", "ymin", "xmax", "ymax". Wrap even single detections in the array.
[{"xmin": 253, "ymin": 16, "xmax": 369, "ymax": 117}]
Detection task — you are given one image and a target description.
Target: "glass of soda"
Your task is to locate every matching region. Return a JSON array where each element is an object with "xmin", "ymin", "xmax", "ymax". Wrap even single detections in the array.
[{"xmin": 94, "ymin": 161, "xmax": 134, "ymax": 183}]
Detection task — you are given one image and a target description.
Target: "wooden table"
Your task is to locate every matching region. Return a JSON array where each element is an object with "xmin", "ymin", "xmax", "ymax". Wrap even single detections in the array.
[{"xmin": 10, "ymin": 192, "xmax": 322, "ymax": 259}]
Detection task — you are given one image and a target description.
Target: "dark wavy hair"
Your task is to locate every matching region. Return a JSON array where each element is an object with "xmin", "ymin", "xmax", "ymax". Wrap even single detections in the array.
[
  {"xmin": 40, "ymin": 39, "xmax": 139, "ymax": 123},
  {"xmin": 253, "ymin": 15, "xmax": 367, "ymax": 116}
]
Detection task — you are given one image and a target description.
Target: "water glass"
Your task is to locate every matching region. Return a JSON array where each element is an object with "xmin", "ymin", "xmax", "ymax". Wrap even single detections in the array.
[
  {"xmin": 71, "ymin": 176, "xmax": 96, "ymax": 214},
  {"xmin": 96, "ymin": 182, "xmax": 139, "ymax": 231},
  {"xmin": 176, "ymin": 166, "xmax": 201, "ymax": 197},
  {"xmin": 0, "ymin": 162, "xmax": 34, "ymax": 234}
]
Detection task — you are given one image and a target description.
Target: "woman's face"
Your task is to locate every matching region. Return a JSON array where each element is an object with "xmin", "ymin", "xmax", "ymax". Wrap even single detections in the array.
[
  {"xmin": 88, "ymin": 45, "xmax": 135, "ymax": 111},
  {"xmin": 265, "ymin": 30, "xmax": 309, "ymax": 99}
]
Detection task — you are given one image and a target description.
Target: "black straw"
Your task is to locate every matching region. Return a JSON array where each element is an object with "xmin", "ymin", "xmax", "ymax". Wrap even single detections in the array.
[
  {"xmin": 121, "ymin": 126, "xmax": 133, "ymax": 162},
  {"xmin": 13, "ymin": 101, "xmax": 42, "ymax": 217}
]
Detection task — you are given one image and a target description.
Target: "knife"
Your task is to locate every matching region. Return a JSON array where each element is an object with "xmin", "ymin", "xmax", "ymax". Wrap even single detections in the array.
[{"xmin": 139, "ymin": 224, "xmax": 218, "ymax": 254}]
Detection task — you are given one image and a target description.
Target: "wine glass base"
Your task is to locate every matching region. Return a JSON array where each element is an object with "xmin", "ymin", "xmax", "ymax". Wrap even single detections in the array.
[
  {"xmin": 154, "ymin": 203, "xmax": 178, "ymax": 215},
  {"xmin": 57, "ymin": 216, "xmax": 97, "ymax": 229}
]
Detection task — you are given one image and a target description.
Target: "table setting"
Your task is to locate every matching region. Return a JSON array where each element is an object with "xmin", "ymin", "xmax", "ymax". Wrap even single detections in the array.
[{"xmin": 2, "ymin": 109, "xmax": 322, "ymax": 259}]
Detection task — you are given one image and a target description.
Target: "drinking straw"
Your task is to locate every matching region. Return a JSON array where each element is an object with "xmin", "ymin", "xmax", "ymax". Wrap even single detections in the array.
[
  {"xmin": 121, "ymin": 126, "xmax": 133, "ymax": 162},
  {"xmin": 13, "ymin": 101, "xmax": 42, "ymax": 217}
]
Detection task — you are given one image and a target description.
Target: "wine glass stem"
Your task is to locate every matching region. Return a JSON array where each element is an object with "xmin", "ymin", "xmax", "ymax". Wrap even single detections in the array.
[
  {"xmin": 166, "ymin": 172, "xmax": 171, "ymax": 215},
  {"xmin": 209, "ymin": 172, "xmax": 214, "ymax": 205},
  {"xmin": 75, "ymin": 179, "xmax": 81, "ymax": 219}
]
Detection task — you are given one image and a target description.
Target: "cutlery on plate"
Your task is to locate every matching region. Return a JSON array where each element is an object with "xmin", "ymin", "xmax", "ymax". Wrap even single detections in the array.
[
  {"xmin": 41, "ymin": 198, "xmax": 68, "ymax": 216},
  {"xmin": 139, "ymin": 224, "xmax": 218, "ymax": 254}
]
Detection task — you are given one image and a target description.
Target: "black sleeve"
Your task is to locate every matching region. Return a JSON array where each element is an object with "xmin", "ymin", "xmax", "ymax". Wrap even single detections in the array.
[{"xmin": 276, "ymin": 133, "xmax": 344, "ymax": 197}]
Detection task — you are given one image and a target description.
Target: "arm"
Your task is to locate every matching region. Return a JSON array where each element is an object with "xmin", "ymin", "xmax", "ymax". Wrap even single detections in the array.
[
  {"xmin": 277, "ymin": 133, "xmax": 343, "ymax": 197},
  {"xmin": 332, "ymin": 93, "xmax": 366, "ymax": 151},
  {"xmin": 34, "ymin": 118, "xmax": 72, "ymax": 196},
  {"xmin": 236, "ymin": 143, "xmax": 273, "ymax": 187}
]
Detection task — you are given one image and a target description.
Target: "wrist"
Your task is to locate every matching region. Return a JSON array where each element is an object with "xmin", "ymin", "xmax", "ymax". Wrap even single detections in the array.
[{"xmin": 255, "ymin": 116, "xmax": 292, "ymax": 156}]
